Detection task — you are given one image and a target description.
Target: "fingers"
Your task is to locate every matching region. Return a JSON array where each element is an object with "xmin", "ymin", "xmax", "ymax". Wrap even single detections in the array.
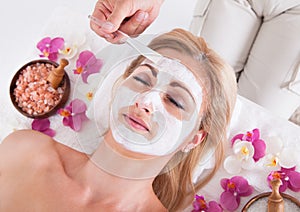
[
  {"xmin": 90, "ymin": 0, "xmax": 163, "ymax": 43},
  {"xmin": 106, "ymin": 0, "xmax": 134, "ymax": 32},
  {"xmin": 104, "ymin": 11, "xmax": 150, "ymax": 43},
  {"xmin": 119, "ymin": 10, "xmax": 150, "ymax": 36},
  {"xmin": 90, "ymin": 1, "xmax": 115, "ymax": 39}
]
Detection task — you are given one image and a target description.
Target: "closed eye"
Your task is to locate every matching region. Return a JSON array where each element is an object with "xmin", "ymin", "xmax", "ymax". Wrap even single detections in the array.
[
  {"xmin": 165, "ymin": 94, "xmax": 184, "ymax": 110},
  {"xmin": 133, "ymin": 76, "xmax": 151, "ymax": 86}
]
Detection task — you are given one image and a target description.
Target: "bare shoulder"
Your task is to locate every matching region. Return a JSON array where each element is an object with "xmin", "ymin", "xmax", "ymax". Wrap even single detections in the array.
[
  {"xmin": 1, "ymin": 129, "xmax": 87, "ymax": 161},
  {"xmin": 0, "ymin": 130, "xmax": 60, "ymax": 168},
  {"xmin": 1, "ymin": 129, "xmax": 55, "ymax": 154},
  {"xmin": 2, "ymin": 129, "xmax": 88, "ymax": 173},
  {"xmin": 0, "ymin": 129, "xmax": 88, "ymax": 178}
]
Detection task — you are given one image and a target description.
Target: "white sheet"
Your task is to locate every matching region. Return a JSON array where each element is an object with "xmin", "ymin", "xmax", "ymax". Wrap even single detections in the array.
[{"xmin": 1, "ymin": 4, "xmax": 299, "ymax": 211}]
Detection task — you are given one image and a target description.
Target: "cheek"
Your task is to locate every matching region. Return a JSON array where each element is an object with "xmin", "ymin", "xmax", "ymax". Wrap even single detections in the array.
[
  {"xmin": 113, "ymin": 85, "xmax": 138, "ymax": 106},
  {"xmin": 162, "ymin": 102, "xmax": 182, "ymax": 120}
]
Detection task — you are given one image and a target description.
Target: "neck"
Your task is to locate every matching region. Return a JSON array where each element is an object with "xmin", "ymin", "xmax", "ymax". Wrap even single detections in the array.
[
  {"xmin": 79, "ymin": 159, "xmax": 163, "ymax": 210},
  {"xmin": 77, "ymin": 131, "xmax": 170, "ymax": 210},
  {"xmin": 90, "ymin": 130, "xmax": 171, "ymax": 179}
]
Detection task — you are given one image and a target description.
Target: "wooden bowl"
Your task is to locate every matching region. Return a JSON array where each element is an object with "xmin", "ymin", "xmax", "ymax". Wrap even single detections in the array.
[
  {"xmin": 10, "ymin": 59, "xmax": 70, "ymax": 119},
  {"xmin": 242, "ymin": 192, "xmax": 300, "ymax": 211}
]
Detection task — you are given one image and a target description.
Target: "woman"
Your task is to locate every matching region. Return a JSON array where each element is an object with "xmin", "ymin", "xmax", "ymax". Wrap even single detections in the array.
[{"xmin": 0, "ymin": 29, "xmax": 237, "ymax": 211}]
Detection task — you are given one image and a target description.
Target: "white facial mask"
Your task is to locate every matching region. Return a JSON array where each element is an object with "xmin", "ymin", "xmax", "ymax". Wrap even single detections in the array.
[{"xmin": 109, "ymin": 57, "xmax": 203, "ymax": 156}]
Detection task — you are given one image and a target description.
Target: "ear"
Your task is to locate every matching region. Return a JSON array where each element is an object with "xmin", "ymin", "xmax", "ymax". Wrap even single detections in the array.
[
  {"xmin": 192, "ymin": 130, "xmax": 207, "ymax": 145},
  {"xmin": 181, "ymin": 130, "xmax": 207, "ymax": 153}
]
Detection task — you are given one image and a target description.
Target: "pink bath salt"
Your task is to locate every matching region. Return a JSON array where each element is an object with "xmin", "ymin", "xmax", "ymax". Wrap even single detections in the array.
[{"xmin": 13, "ymin": 62, "xmax": 65, "ymax": 116}]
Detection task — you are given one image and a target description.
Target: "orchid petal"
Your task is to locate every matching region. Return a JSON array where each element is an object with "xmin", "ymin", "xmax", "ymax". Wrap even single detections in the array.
[
  {"xmin": 281, "ymin": 167, "xmax": 296, "ymax": 172},
  {"xmin": 287, "ymin": 170, "xmax": 300, "ymax": 192},
  {"xmin": 279, "ymin": 148, "xmax": 297, "ymax": 168},
  {"xmin": 279, "ymin": 180, "xmax": 288, "ymax": 192},
  {"xmin": 252, "ymin": 128, "xmax": 260, "ymax": 140},
  {"xmin": 59, "ymin": 99, "xmax": 88, "ymax": 132},
  {"xmin": 37, "ymin": 37, "xmax": 51, "ymax": 51},
  {"xmin": 50, "ymin": 37, "xmax": 64, "ymax": 52},
  {"xmin": 224, "ymin": 155, "xmax": 242, "ymax": 174},
  {"xmin": 220, "ymin": 191, "xmax": 239, "ymax": 211},
  {"xmin": 62, "ymin": 116, "xmax": 72, "ymax": 127},
  {"xmin": 71, "ymin": 99, "xmax": 87, "ymax": 114},
  {"xmin": 192, "ymin": 195, "xmax": 207, "ymax": 211},
  {"xmin": 231, "ymin": 133, "xmax": 243, "ymax": 145},
  {"xmin": 72, "ymin": 114, "xmax": 82, "ymax": 131},
  {"xmin": 220, "ymin": 178, "xmax": 228, "ymax": 190},
  {"xmin": 232, "ymin": 176, "xmax": 253, "ymax": 196},
  {"xmin": 75, "ymin": 50, "xmax": 103, "ymax": 83},
  {"xmin": 41, "ymin": 128, "xmax": 56, "ymax": 137},
  {"xmin": 233, "ymin": 140, "xmax": 255, "ymax": 159},
  {"xmin": 31, "ymin": 118, "xmax": 55, "ymax": 137},
  {"xmin": 72, "ymin": 113, "xmax": 88, "ymax": 132},
  {"xmin": 252, "ymin": 139, "xmax": 266, "ymax": 161},
  {"xmin": 207, "ymin": 201, "xmax": 223, "ymax": 212},
  {"xmin": 32, "ymin": 119, "xmax": 50, "ymax": 131},
  {"xmin": 81, "ymin": 59, "xmax": 103, "ymax": 83},
  {"xmin": 48, "ymin": 52, "xmax": 59, "ymax": 61},
  {"xmin": 76, "ymin": 50, "xmax": 94, "ymax": 67},
  {"xmin": 241, "ymin": 158, "xmax": 255, "ymax": 170},
  {"xmin": 263, "ymin": 154, "xmax": 280, "ymax": 169}
]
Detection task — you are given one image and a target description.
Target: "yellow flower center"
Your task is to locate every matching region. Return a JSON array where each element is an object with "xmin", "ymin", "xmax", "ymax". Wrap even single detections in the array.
[
  {"xmin": 59, "ymin": 109, "xmax": 71, "ymax": 117},
  {"xmin": 76, "ymin": 66, "xmax": 83, "ymax": 74},
  {"xmin": 272, "ymin": 172, "xmax": 282, "ymax": 179},
  {"xmin": 43, "ymin": 49, "xmax": 49, "ymax": 57},
  {"xmin": 61, "ymin": 47, "xmax": 72, "ymax": 55},
  {"xmin": 198, "ymin": 199, "xmax": 207, "ymax": 209},
  {"xmin": 241, "ymin": 146, "xmax": 249, "ymax": 155},
  {"xmin": 227, "ymin": 182, "xmax": 236, "ymax": 189},
  {"xmin": 267, "ymin": 156, "xmax": 279, "ymax": 167},
  {"xmin": 86, "ymin": 92, "xmax": 93, "ymax": 101}
]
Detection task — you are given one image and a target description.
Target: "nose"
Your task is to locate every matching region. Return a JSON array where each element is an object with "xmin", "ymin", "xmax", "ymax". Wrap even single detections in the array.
[
  {"xmin": 134, "ymin": 93, "xmax": 155, "ymax": 114},
  {"xmin": 135, "ymin": 100, "xmax": 153, "ymax": 114}
]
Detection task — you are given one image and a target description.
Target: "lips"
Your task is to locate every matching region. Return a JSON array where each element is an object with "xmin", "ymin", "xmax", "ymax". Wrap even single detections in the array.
[{"xmin": 123, "ymin": 114, "xmax": 150, "ymax": 132}]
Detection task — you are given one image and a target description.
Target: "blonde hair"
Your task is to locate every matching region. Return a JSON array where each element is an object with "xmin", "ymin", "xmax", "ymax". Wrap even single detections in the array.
[{"xmin": 124, "ymin": 29, "xmax": 237, "ymax": 211}]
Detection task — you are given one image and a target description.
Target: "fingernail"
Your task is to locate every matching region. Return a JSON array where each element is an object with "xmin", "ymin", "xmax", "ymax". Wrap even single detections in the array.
[
  {"xmin": 136, "ymin": 11, "xmax": 149, "ymax": 22},
  {"xmin": 104, "ymin": 34, "xmax": 113, "ymax": 39},
  {"xmin": 102, "ymin": 22, "xmax": 115, "ymax": 31},
  {"xmin": 118, "ymin": 36, "xmax": 128, "ymax": 44}
]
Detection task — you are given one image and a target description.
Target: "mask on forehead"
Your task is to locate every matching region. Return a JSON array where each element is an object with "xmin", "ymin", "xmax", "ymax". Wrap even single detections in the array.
[{"xmin": 109, "ymin": 57, "xmax": 203, "ymax": 156}]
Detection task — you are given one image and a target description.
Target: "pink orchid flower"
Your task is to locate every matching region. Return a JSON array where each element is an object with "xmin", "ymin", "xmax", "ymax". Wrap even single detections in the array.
[
  {"xmin": 57, "ymin": 99, "xmax": 88, "ymax": 132},
  {"xmin": 31, "ymin": 118, "xmax": 56, "ymax": 137},
  {"xmin": 37, "ymin": 37, "xmax": 64, "ymax": 61},
  {"xmin": 192, "ymin": 195, "xmax": 223, "ymax": 212},
  {"xmin": 220, "ymin": 176, "xmax": 253, "ymax": 211},
  {"xmin": 73, "ymin": 50, "xmax": 103, "ymax": 83},
  {"xmin": 231, "ymin": 128, "xmax": 266, "ymax": 162},
  {"xmin": 267, "ymin": 167, "xmax": 300, "ymax": 192}
]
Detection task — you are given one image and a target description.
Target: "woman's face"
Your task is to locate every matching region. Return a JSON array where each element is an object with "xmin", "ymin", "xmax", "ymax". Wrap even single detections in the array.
[{"xmin": 109, "ymin": 50, "xmax": 203, "ymax": 156}]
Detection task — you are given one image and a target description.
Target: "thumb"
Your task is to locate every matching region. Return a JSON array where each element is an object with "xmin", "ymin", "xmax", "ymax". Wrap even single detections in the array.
[{"xmin": 105, "ymin": 2, "xmax": 133, "ymax": 32}]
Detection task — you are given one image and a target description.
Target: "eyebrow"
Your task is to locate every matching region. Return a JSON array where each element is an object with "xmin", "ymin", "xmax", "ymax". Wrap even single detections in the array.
[
  {"xmin": 169, "ymin": 81, "xmax": 196, "ymax": 102},
  {"xmin": 140, "ymin": 63, "xmax": 196, "ymax": 102},
  {"xmin": 140, "ymin": 64, "xmax": 157, "ymax": 77}
]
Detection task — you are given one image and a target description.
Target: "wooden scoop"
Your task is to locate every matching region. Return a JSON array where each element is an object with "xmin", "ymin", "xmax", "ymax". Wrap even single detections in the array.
[
  {"xmin": 268, "ymin": 178, "xmax": 284, "ymax": 212},
  {"xmin": 47, "ymin": 58, "xmax": 69, "ymax": 89}
]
